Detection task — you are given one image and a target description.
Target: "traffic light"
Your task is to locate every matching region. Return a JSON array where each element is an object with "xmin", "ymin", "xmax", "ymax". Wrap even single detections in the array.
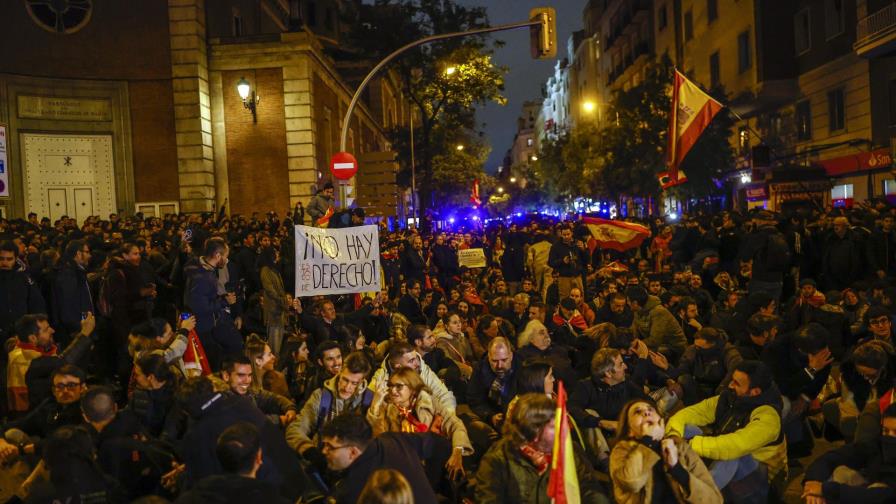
[{"xmin": 530, "ymin": 7, "xmax": 556, "ymax": 60}]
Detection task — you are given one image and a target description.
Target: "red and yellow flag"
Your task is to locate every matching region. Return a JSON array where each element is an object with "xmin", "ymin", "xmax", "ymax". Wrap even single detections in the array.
[
  {"xmin": 547, "ymin": 381, "xmax": 579, "ymax": 504},
  {"xmin": 666, "ymin": 70, "xmax": 723, "ymax": 182}
]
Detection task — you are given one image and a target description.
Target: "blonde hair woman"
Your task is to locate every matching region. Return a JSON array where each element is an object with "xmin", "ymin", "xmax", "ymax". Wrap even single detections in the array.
[
  {"xmin": 357, "ymin": 468, "xmax": 414, "ymax": 504},
  {"xmin": 367, "ymin": 367, "xmax": 472, "ymax": 480}
]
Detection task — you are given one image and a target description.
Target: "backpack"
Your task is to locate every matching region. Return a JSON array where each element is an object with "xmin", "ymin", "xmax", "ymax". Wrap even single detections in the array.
[
  {"xmin": 97, "ymin": 269, "xmax": 124, "ymax": 317},
  {"xmin": 316, "ymin": 387, "xmax": 374, "ymax": 432}
]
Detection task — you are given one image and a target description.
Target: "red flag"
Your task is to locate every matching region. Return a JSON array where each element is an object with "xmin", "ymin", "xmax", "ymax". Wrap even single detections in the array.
[
  {"xmin": 667, "ymin": 70, "xmax": 723, "ymax": 181},
  {"xmin": 183, "ymin": 329, "xmax": 212, "ymax": 377},
  {"xmin": 547, "ymin": 381, "xmax": 580, "ymax": 504},
  {"xmin": 470, "ymin": 179, "xmax": 481, "ymax": 206},
  {"xmin": 583, "ymin": 217, "xmax": 651, "ymax": 252},
  {"xmin": 658, "ymin": 169, "xmax": 688, "ymax": 190}
]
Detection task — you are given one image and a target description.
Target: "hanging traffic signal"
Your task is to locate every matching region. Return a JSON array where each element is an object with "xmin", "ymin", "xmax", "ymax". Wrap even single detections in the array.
[{"xmin": 530, "ymin": 7, "xmax": 556, "ymax": 60}]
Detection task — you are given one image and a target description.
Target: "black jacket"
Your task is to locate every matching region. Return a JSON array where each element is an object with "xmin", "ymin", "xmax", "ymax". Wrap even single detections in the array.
[
  {"xmin": 25, "ymin": 332, "xmax": 95, "ymax": 409},
  {"xmin": 467, "ymin": 358, "xmax": 520, "ymax": 421},
  {"xmin": 762, "ymin": 332, "xmax": 831, "ymax": 401},
  {"xmin": 179, "ymin": 393, "xmax": 310, "ymax": 500},
  {"xmin": 328, "ymin": 432, "xmax": 443, "ymax": 504},
  {"xmin": 570, "ymin": 376, "xmax": 648, "ymax": 429},
  {"xmin": 398, "ymin": 293, "xmax": 427, "ymax": 325},
  {"xmin": 805, "ymin": 438, "xmax": 896, "ymax": 503},
  {"xmin": 50, "ymin": 262, "xmax": 93, "ymax": 336},
  {"xmin": 0, "ymin": 268, "xmax": 45, "ymax": 337},
  {"xmin": 176, "ymin": 474, "xmax": 291, "ymax": 504}
]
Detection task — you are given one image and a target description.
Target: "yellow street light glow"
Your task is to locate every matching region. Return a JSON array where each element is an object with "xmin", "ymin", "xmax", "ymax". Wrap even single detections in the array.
[
  {"xmin": 583, "ymin": 101, "xmax": 596, "ymax": 113},
  {"xmin": 510, "ymin": 176, "xmax": 517, "ymax": 183},
  {"xmin": 530, "ymin": 155, "xmax": 538, "ymax": 161},
  {"xmin": 497, "ymin": 186, "xmax": 505, "ymax": 193},
  {"xmin": 456, "ymin": 144, "xmax": 465, "ymax": 151},
  {"xmin": 445, "ymin": 66, "xmax": 457, "ymax": 75}
]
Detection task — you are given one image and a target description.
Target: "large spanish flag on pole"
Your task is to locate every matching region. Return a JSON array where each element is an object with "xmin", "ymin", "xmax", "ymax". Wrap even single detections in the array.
[
  {"xmin": 666, "ymin": 70, "xmax": 723, "ymax": 182},
  {"xmin": 547, "ymin": 381, "xmax": 579, "ymax": 504}
]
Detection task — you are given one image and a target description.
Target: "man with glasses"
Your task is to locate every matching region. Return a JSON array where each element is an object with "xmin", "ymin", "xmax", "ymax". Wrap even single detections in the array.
[
  {"xmin": 319, "ymin": 413, "xmax": 442, "ymax": 504},
  {"xmin": 862, "ymin": 306, "xmax": 895, "ymax": 345},
  {"xmin": 287, "ymin": 351, "xmax": 373, "ymax": 473},
  {"xmin": 51, "ymin": 239, "xmax": 94, "ymax": 344},
  {"xmin": 0, "ymin": 364, "xmax": 88, "ymax": 463}
]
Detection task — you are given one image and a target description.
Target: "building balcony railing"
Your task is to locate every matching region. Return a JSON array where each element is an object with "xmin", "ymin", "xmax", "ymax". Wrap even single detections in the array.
[{"xmin": 855, "ymin": 3, "xmax": 896, "ymax": 58}]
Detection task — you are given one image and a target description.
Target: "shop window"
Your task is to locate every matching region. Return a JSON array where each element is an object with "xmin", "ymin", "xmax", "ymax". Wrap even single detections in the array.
[{"xmin": 831, "ymin": 183, "xmax": 853, "ymax": 208}]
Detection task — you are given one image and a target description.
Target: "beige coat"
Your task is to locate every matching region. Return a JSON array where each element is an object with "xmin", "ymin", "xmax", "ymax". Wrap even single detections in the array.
[
  {"xmin": 366, "ymin": 389, "xmax": 473, "ymax": 455},
  {"xmin": 610, "ymin": 436, "xmax": 722, "ymax": 504}
]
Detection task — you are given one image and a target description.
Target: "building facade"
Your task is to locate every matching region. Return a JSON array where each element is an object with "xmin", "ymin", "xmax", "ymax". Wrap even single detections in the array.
[{"xmin": 0, "ymin": 0, "xmax": 400, "ymax": 220}]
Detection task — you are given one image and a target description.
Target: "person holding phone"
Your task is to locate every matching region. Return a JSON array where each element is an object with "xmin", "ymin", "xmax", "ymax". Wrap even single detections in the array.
[{"xmin": 610, "ymin": 399, "xmax": 721, "ymax": 504}]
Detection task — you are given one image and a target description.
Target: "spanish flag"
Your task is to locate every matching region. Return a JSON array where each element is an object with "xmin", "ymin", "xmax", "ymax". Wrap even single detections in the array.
[
  {"xmin": 547, "ymin": 381, "xmax": 579, "ymax": 504},
  {"xmin": 666, "ymin": 70, "xmax": 723, "ymax": 182}
]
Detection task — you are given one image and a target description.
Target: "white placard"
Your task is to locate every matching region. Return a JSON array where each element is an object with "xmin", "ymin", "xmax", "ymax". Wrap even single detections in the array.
[
  {"xmin": 458, "ymin": 248, "xmax": 487, "ymax": 268},
  {"xmin": 294, "ymin": 224, "xmax": 381, "ymax": 296},
  {"xmin": 0, "ymin": 124, "xmax": 8, "ymax": 197}
]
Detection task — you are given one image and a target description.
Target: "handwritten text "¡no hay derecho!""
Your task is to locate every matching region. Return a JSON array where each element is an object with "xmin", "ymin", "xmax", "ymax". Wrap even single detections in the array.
[{"xmin": 296, "ymin": 225, "xmax": 381, "ymax": 293}]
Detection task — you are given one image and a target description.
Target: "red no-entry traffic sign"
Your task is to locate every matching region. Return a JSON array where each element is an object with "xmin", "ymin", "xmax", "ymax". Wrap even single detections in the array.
[{"xmin": 330, "ymin": 152, "xmax": 358, "ymax": 180}]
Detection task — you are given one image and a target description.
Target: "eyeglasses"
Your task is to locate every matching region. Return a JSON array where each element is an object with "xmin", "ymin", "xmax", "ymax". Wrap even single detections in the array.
[
  {"xmin": 53, "ymin": 382, "xmax": 82, "ymax": 391},
  {"xmin": 386, "ymin": 382, "xmax": 407, "ymax": 390},
  {"xmin": 321, "ymin": 443, "xmax": 353, "ymax": 453},
  {"xmin": 869, "ymin": 317, "xmax": 891, "ymax": 326}
]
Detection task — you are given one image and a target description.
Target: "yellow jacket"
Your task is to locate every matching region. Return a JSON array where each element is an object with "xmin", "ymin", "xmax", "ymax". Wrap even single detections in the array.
[{"xmin": 666, "ymin": 394, "xmax": 788, "ymax": 481}]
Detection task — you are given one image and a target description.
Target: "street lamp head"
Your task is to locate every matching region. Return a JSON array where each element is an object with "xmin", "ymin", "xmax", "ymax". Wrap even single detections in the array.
[
  {"xmin": 530, "ymin": 155, "xmax": 538, "ymax": 161},
  {"xmin": 456, "ymin": 144, "xmax": 465, "ymax": 151},
  {"xmin": 445, "ymin": 66, "xmax": 457, "ymax": 76},
  {"xmin": 497, "ymin": 186, "xmax": 504, "ymax": 193},
  {"xmin": 237, "ymin": 77, "xmax": 251, "ymax": 100},
  {"xmin": 583, "ymin": 101, "xmax": 596, "ymax": 113},
  {"xmin": 510, "ymin": 176, "xmax": 517, "ymax": 183}
]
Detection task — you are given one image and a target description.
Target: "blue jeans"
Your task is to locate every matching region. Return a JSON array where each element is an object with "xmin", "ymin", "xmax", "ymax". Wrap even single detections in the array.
[{"xmin": 683, "ymin": 425, "xmax": 762, "ymax": 489}]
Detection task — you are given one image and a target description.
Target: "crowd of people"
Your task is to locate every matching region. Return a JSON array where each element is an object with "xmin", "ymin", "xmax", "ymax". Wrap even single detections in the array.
[{"xmin": 0, "ymin": 197, "xmax": 895, "ymax": 503}]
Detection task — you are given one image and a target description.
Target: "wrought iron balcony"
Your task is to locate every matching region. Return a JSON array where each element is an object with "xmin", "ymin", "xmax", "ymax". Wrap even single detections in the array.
[{"xmin": 855, "ymin": 3, "xmax": 896, "ymax": 58}]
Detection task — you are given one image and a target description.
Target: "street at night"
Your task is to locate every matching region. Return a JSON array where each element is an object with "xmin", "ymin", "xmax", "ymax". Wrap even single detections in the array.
[{"xmin": 1, "ymin": 1, "xmax": 895, "ymax": 503}]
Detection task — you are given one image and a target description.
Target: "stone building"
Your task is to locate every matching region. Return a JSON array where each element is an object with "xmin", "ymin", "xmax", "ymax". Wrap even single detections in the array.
[{"xmin": 0, "ymin": 0, "xmax": 401, "ymax": 220}]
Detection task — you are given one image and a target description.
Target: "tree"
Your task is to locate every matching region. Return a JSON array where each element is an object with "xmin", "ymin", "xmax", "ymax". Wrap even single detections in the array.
[
  {"xmin": 544, "ymin": 56, "xmax": 735, "ymax": 203},
  {"xmin": 344, "ymin": 1, "xmax": 508, "ymax": 227}
]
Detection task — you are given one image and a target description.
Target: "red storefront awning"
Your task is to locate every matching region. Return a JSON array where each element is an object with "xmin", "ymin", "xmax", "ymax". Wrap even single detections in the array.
[{"xmin": 816, "ymin": 148, "xmax": 892, "ymax": 176}]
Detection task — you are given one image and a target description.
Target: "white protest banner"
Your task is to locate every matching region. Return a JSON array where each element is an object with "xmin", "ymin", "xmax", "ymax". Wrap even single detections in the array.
[
  {"xmin": 457, "ymin": 248, "xmax": 487, "ymax": 269},
  {"xmin": 294, "ymin": 224, "xmax": 381, "ymax": 296},
  {"xmin": 0, "ymin": 124, "xmax": 8, "ymax": 197}
]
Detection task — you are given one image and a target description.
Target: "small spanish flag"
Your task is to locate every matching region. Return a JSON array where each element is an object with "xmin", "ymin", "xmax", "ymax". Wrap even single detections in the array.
[
  {"xmin": 316, "ymin": 206, "xmax": 334, "ymax": 228},
  {"xmin": 547, "ymin": 381, "xmax": 580, "ymax": 504}
]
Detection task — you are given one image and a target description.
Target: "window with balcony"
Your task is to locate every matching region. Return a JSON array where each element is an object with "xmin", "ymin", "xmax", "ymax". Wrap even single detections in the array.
[
  {"xmin": 824, "ymin": 0, "xmax": 845, "ymax": 39},
  {"xmin": 658, "ymin": 3, "xmax": 668, "ymax": 30},
  {"xmin": 708, "ymin": 0, "xmax": 718, "ymax": 23},
  {"xmin": 796, "ymin": 100, "xmax": 812, "ymax": 140},
  {"xmin": 795, "ymin": 9, "xmax": 811, "ymax": 54},
  {"xmin": 684, "ymin": 10, "xmax": 693, "ymax": 41},
  {"xmin": 737, "ymin": 31, "xmax": 751, "ymax": 73},
  {"xmin": 710, "ymin": 51, "xmax": 720, "ymax": 88},
  {"xmin": 828, "ymin": 87, "xmax": 845, "ymax": 132}
]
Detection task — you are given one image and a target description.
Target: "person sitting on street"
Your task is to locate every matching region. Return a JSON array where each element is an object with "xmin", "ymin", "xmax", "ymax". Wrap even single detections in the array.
[
  {"xmin": 666, "ymin": 360, "xmax": 786, "ymax": 502},
  {"xmin": 516, "ymin": 319, "xmax": 575, "ymax": 384},
  {"xmin": 571, "ymin": 348, "xmax": 649, "ymax": 464},
  {"xmin": 609, "ymin": 398, "xmax": 722, "ymax": 504},
  {"xmin": 802, "ymin": 403, "xmax": 896, "ymax": 504},
  {"xmin": 666, "ymin": 327, "xmax": 743, "ymax": 406},
  {"xmin": 736, "ymin": 313, "xmax": 779, "ymax": 361},
  {"xmin": 824, "ymin": 340, "xmax": 895, "ymax": 441},
  {"xmin": 627, "ymin": 286, "xmax": 687, "ymax": 361},
  {"xmin": 368, "ymin": 341, "xmax": 457, "ymax": 414},
  {"xmin": 219, "ymin": 354, "xmax": 297, "ymax": 428},
  {"xmin": 366, "ymin": 367, "xmax": 472, "ymax": 484},
  {"xmin": 474, "ymin": 393, "xmax": 610, "ymax": 503}
]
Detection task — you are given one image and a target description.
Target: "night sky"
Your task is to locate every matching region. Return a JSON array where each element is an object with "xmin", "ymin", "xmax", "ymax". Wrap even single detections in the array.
[{"xmin": 453, "ymin": 0, "xmax": 586, "ymax": 172}]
